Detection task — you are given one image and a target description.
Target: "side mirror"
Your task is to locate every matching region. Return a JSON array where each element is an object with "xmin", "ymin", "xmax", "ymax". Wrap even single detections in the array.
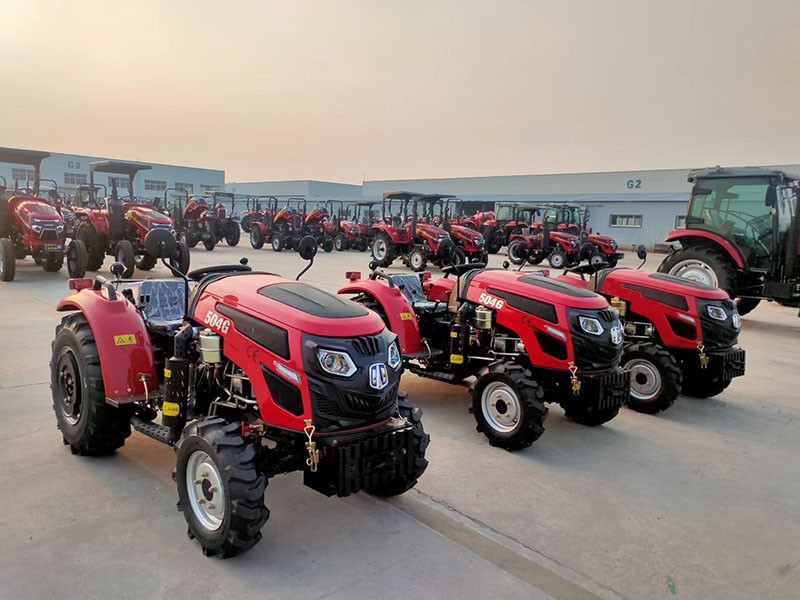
[
  {"xmin": 144, "ymin": 228, "xmax": 177, "ymax": 259},
  {"xmin": 110, "ymin": 262, "xmax": 126, "ymax": 280},
  {"xmin": 297, "ymin": 235, "xmax": 318, "ymax": 261},
  {"xmin": 368, "ymin": 260, "xmax": 378, "ymax": 271},
  {"xmin": 765, "ymin": 186, "xmax": 777, "ymax": 207},
  {"xmin": 502, "ymin": 260, "xmax": 510, "ymax": 270},
  {"xmin": 636, "ymin": 244, "xmax": 647, "ymax": 260}
]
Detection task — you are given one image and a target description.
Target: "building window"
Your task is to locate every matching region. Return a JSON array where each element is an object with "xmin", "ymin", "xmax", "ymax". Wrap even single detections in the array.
[
  {"xmin": 11, "ymin": 167, "xmax": 36, "ymax": 183},
  {"xmin": 145, "ymin": 179, "xmax": 167, "ymax": 191},
  {"xmin": 675, "ymin": 215, "xmax": 686, "ymax": 229},
  {"xmin": 201, "ymin": 184, "xmax": 220, "ymax": 193},
  {"xmin": 108, "ymin": 176, "xmax": 130, "ymax": 190},
  {"xmin": 64, "ymin": 173, "xmax": 88, "ymax": 186},
  {"xmin": 609, "ymin": 214, "xmax": 642, "ymax": 228},
  {"xmin": 175, "ymin": 182, "xmax": 194, "ymax": 194}
]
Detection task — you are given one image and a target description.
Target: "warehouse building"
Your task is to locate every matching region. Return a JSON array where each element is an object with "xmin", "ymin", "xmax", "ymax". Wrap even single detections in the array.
[{"xmin": 0, "ymin": 148, "xmax": 225, "ymax": 206}]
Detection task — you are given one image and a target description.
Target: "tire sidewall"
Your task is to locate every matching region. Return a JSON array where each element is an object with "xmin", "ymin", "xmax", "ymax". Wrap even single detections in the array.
[
  {"xmin": 473, "ymin": 372, "xmax": 524, "ymax": 440},
  {"xmin": 51, "ymin": 328, "xmax": 92, "ymax": 443}
]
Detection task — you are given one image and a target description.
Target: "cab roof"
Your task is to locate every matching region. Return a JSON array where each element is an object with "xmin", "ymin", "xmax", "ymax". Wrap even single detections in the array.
[
  {"xmin": 0, "ymin": 147, "xmax": 50, "ymax": 167},
  {"xmin": 688, "ymin": 166, "xmax": 800, "ymax": 183},
  {"xmin": 89, "ymin": 160, "xmax": 152, "ymax": 177}
]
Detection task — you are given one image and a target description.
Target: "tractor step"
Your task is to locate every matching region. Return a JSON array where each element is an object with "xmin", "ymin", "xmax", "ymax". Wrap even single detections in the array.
[
  {"xmin": 406, "ymin": 364, "xmax": 463, "ymax": 385},
  {"xmin": 131, "ymin": 415, "xmax": 176, "ymax": 446}
]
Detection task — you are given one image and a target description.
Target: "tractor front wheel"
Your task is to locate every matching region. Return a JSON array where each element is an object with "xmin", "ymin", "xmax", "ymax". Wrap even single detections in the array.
[
  {"xmin": 240, "ymin": 214, "xmax": 252, "ymax": 233},
  {"xmin": 76, "ymin": 222, "xmax": 104, "ymax": 271},
  {"xmin": 135, "ymin": 251, "xmax": 157, "ymax": 271},
  {"xmin": 67, "ymin": 239, "xmax": 88, "ymax": 278},
  {"xmin": 548, "ymin": 249, "xmax": 568, "ymax": 269},
  {"xmin": 250, "ymin": 226, "xmax": 265, "ymax": 249},
  {"xmin": 175, "ymin": 417, "xmax": 269, "ymax": 558},
  {"xmin": 271, "ymin": 233, "xmax": 284, "ymax": 252},
  {"xmin": 0, "ymin": 237, "xmax": 16, "ymax": 281},
  {"xmin": 658, "ymin": 245, "xmax": 736, "ymax": 294},
  {"xmin": 334, "ymin": 233, "xmax": 348, "ymax": 251},
  {"xmin": 507, "ymin": 239, "xmax": 528, "ymax": 265},
  {"xmin": 51, "ymin": 313, "xmax": 131, "ymax": 455},
  {"xmin": 470, "ymin": 362, "xmax": 547, "ymax": 451},
  {"xmin": 322, "ymin": 237, "xmax": 334, "ymax": 253},
  {"xmin": 115, "ymin": 240, "xmax": 136, "ymax": 278},
  {"xmin": 43, "ymin": 252, "xmax": 65, "ymax": 272},
  {"xmin": 735, "ymin": 297, "xmax": 761, "ymax": 316},
  {"xmin": 623, "ymin": 343, "xmax": 683, "ymax": 414},
  {"xmin": 408, "ymin": 248, "xmax": 427, "ymax": 272},
  {"xmin": 170, "ymin": 240, "xmax": 191, "ymax": 275},
  {"xmin": 225, "ymin": 222, "xmax": 240, "ymax": 247},
  {"xmin": 371, "ymin": 233, "xmax": 396, "ymax": 267},
  {"xmin": 364, "ymin": 395, "xmax": 429, "ymax": 496}
]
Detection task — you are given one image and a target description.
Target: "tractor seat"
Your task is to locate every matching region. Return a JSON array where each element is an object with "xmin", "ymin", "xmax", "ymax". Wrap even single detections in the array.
[
  {"xmin": 388, "ymin": 274, "xmax": 447, "ymax": 315},
  {"xmin": 131, "ymin": 280, "xmax": 194, "ymax": 334}
]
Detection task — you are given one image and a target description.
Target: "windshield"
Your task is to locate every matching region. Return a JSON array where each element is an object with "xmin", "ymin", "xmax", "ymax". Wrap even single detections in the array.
[
  {"xmin": 496, "ymin": 205, "xmax": 516, "ymax": 220},
  {"xmin": 688, "ymin": 177, "xmax": 774, "ymax": 268}
]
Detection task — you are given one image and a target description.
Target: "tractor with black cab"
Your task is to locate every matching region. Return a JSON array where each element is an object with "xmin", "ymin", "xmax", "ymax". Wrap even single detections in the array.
[
  {"xmin": 0, "ymin": 147, "xmax": 88, "ymax": 282},
  {"xmin": 659, "ymin": 166, "xmax": 800, "ymax": 316},
  {"xmin": 51, "ymin": 230, "xmax": 428, "ymax": 557},
  {"xmin": 339, "ymin": 259, "xmax": 629, "ymax": 450}
]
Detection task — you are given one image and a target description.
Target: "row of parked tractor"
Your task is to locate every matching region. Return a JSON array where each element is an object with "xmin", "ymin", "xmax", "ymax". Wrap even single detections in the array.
[{"xmin": 240, "ymin": 190, "xmax": 624, "ymax": 273}]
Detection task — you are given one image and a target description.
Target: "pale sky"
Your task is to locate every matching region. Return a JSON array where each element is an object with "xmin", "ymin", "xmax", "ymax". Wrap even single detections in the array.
[{"xmin": 1, "ymin": 0, "xmax": 798, "ymax": 183}]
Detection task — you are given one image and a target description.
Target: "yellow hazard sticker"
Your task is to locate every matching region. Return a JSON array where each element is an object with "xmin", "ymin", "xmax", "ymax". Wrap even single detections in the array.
[
  {"xmin": 450, "ymin": 331, "xmax": 458, "ymax": 338},
  {"xmin": 114, "ymin": 334, "xmax": 136, "ymax": 346},
  {"xmin": 164, "ymin": 368, "xmax": 172, "ymax": 379},
  {"xmin": 399, "ymin": 312, "xmax": 413, "ymax": 321},
  {"xmin": 162, "ymin": 402, "xmax": 180, "ymax": 417},
  {"xmin": 450, "ymin": 354, "xmax": 464, "ymax": 364}
]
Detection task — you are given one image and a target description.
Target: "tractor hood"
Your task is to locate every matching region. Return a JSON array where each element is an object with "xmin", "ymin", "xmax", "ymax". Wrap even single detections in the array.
[
  {"xmin": 465, "ymin": 269, "xmax": 609, "ymax": 311},
  {"xmin": 588, "ymin": 233, "xmax": 617, "ymax": 248},
  {"xmin": 598, "ymin": 269, "xmax": 730, "ymax": 301},
  {"xmin": 11, "ymin": 197, "xmax": 64, "ymax": 226},
  {"xmin": 125, "ymin": 205, "xmax": 172, "ymax": 227},
  {"xmin": 198, "ymin": 274, "xmax": 386, "ymax": 337}
]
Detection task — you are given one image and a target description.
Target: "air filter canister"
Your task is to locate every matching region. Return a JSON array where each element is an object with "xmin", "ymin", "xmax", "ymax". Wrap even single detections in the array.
[{"xmin": 199, "ymin": 329, "xmax": 222, "ymax": 363}]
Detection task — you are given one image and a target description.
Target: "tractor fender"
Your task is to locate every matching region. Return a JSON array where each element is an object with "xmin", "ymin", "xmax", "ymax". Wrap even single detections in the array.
[
  {"xmin": 664, "ymin": 229, "xmax": 745, "ymax": 269},
  {"xmin": 57, "ymin": 290, "xmax": 158, "ymax": 403},
  {"xmin": 338, "ymin": 281, "xmax": 423, "ymax": 355},
  {"xmin": 80, "ymin": 211, "xmax": 110, "ymax": 237}
]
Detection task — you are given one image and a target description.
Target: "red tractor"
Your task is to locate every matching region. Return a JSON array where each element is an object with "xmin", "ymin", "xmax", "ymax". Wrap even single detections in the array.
[
  {"xmin": 50, "ymin": 230, "xmax": 429, "ymax": 557},
  {"xmin": 247, "ymin": 196, "xmax": 278, "ymax": 250},
  {"xmin": 369, "ymin": 191, "xmax": 456, "ymax": 272},
  {"xmin": 203, "ymin": 191, "xmax": 241, "ymax": 248},
  {"xmin": 543, "ymin": 204, "xmax": 624, "ymax": 267},
  {"xmin": 172, "ymin": 191, "xmax": 217, "ymax": 251},
  {"xmin": 421, "ymin": 195, "xmax": 488, "ymax": 264},
  {"xmin": 326, "ymin": 200, "xmax": 365, "ymax": 251},
  {"xmin": 479, "ymin": 203, "xmax": 538, "ymax": 254},
  {"xmin": 71, "ymin": 161, "xmax": 189, "ymax": 278},
  {"xmin": 548, "ymin": 247, "xmax": 746, "ymax": 413},
  {"xmin": 506, "ymin": 207, "xmax": 581, "ymax": 269},
  {"xmin": 453, "ymin": 203, "xmax": 495, "ymax": 233},
  {"xmin": 339, "ymin": 261, "xmax": 630, "ymax": 450},
  {"xmin": 659, "ymin": 167, "xmax": 800, "ymax": 316},
  {"xmin": 239, "ymin": 196, "xmax": 276, "ymax": 234},
  {"xmin": 269, "ymin": 197, "xmax": 308, "ymax": 252},
  {"xmin": 0, "ymin": 148, "xmax": 88, "ymax": 281},
  {"xmin": 302, "ymin": 201, "xmax": 336, "ymax": 253}
]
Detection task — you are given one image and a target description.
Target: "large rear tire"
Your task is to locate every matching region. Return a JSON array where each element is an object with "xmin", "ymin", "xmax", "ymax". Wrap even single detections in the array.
[
  {"xmin": 658, "ymin": 245, "xmax": 736, "ymax": 295},
  {"xmin": 483, "ymin": 226, "xmax": 500, "ymax": 254},
  {"xmin": 363, "ymin": 396, "xmax": 429, "ymax": 496},
  {"xmin": 0, "ymin": 237, "xmax": 16, "ymax": 281},
  {"xmin": 67, "ymin": 239, "xmax": 88, "ymax": 278},
  {"xmin": 507, "ymin": 239, "xmax": 528, "ymax": 265},
  {"xmin": 470, "ymin": 362, "xmax": 547, "ymax": 451},
  {"xmin": 735, "ymin": 297, "xmax": 761, "ymax": 316},
  {"xmin": 51, "ymin": 313, "xmax": 131, "ymax": 455},
  {"xmin": 250, "ymin": 226, "xmax": 265, "ymax": 249},
  {"xmin": 225, "ymin": 222, "xmax": 240, "ymax": 247},
  {"xmin": 170, "ymin": 240, "xmax": 191, "ymax": 275},
  {"xmin": 623, "ymin": 343, "xmax": 683, "ymax": 414},
  {"xmin": 115, "ymin": 240, "xmax": 136, "ymax": 278},
  {"xmin": 240, "ymin": 214, "xmax": 252, "ymax": 234},
  {"xmin": 76, "ymin": 222, "xmax": 105, "ymax": 271},
  {"xmin": 371, "ymin": 233, "xmax": 396, "ymax": 268},
  {"xmin": 175, "ymin": 417, "xmax": 269, "ymax": 558}
]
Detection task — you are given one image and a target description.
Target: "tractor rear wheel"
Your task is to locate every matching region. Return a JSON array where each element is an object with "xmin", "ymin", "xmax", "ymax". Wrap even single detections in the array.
[
  {"xmin": 135, "ymin": 251, "xmax": 157, "ymax": 271},
  {"xmin": 507, "ymin": 239, "xmax": 528, "ymax": 265},
  {"xmin": 225, "ymin": 222, "xmax": 240, "ymax": 246},
  {"xmin": 450, "ymin": 247, "xmax": 466, "ymax": 265},
  {"xmin": 240, "ymin": 214, "xmax": 252, "ymax": 233},
  {"xmin": 364, "ymin": 395, "xmax": 429, "ymax": 496},
  {"xmin": 0, "ymin": 237, "xmax": 16, "ymax": 281},
  {"xmin": 483, "ymin": 226, "xmax": 500, "ymax": 253},
  {"xmin": 175, "ymin": 417, "xmax": 269, "ymax": 558},
  {"xmin": 658, "ymin": 245, "xmax": 736, "ymax": 295},
  {"xmin": 115, "ymin": 240, "xmax": 136, "ymax": 278},
  {"xmin": 51, "ymin": 313, "xmax": 131, "ymax": 455},
  {"xmin": 43, "ymin": 251, "xmax": 65, "ymax": 272},
  {"xmin": 250, "ymin": 226, "xmax": 265, "ymax": 249},
  {"xmin": 170, "ymin": 240, "xmax": 191, "ymax": 275},
  {"xmin": 76, "ymin": 222, "xmax": 105, "ymax": 271},
  {"xmin": 371, "ymin": 233, "xmax": 396, "ymax": 267},
  {"xmin": 470, "ymin": 362, "xmax": 547, "ymax": 451},
  {"xmin": 67, "ymin": 239, "xmax": 88, "ymax": 278},
  {"xmin": 623, "ymin": 343, "xmax": 683, "ymax": 414}
]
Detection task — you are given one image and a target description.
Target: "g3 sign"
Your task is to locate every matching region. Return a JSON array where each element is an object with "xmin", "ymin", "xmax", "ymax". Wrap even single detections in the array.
[
  {"xmin": 626, "ymin": 179, "xmax": 642, "ymax": 189},
  {"xmin": 67, "ymin": 161, "xmax": 81, "ymax": 169}
]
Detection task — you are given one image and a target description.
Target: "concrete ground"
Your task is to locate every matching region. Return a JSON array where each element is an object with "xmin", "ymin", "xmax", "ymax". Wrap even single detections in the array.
[{"xmin": 1, "ymin": 244, "xmax": 798, "ymax": 600}]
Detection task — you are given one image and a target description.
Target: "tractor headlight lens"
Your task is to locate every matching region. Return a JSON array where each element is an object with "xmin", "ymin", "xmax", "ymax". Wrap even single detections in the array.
[
  {"xmin": 388, "ymin": 340, "xmax": 401, "ymax": 370},
  {"xmin": 578, "ymin": 316, "xmax": 603, "ymax": 336},
  {"xmin": 610, "ymin": 240, "xmax": 617, "ymax": 250},
  {"xmin": 317, "ymin": 349, "xmax": 357, "ymax": 377},
  {"xmin": 570, "ymin": 238, "xmax": 578, "ymax": 247},
  {"xmin": 32, "ymin": 224, "xmax": 42, "ymax": 233},
  {"xmin": 56, "ymin": 224, "xmax": 65, "ymax": 233},
  {"xmin": 706, "ymin": 305, "xmax": 728, "ymax": 321}
]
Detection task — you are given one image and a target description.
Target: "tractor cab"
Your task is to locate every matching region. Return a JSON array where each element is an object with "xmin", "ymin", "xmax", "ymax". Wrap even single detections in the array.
[{"xmin": 660, "ymin": 167, "xmax": 800, "ymax": 315}]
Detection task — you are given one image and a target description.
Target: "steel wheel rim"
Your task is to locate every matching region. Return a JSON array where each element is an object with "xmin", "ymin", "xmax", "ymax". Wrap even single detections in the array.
[
  {"xmin": 374, "ymin": 239, "xmax": 387, "ymax": 260},
  {"xmin": 626, "ymin": 358, "xmax": 662, "ymax": 401},
  {"xmin": 481, "ymin": 381, "xmax": 521, "ymax": 433},
  {"xmin": 410, "ymin": 252, "xmax": 423, "ymax": 269},
  {"xmin": 186, "ymin": 450, "xmax": 226, "ymax": 532},
  {"xmin": 57, "ymin": 348, "xmax": 82, "ymax": 425},
  {"xmin": 508, "ymin": 243, "xmax": 522, "ymax": 262},
  {"xmin": 550, "ymin": 252, "xmax": 565, "ymax": 268},
  {"xmin": 668, "ymin": 259, "xmax": 718, "ymax": 287}
]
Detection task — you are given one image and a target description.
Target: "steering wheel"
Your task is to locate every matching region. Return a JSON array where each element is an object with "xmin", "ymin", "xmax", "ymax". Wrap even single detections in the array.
[{"xmin": 187, "ymin": 264, "xmax": 252, "ymax": 281}]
